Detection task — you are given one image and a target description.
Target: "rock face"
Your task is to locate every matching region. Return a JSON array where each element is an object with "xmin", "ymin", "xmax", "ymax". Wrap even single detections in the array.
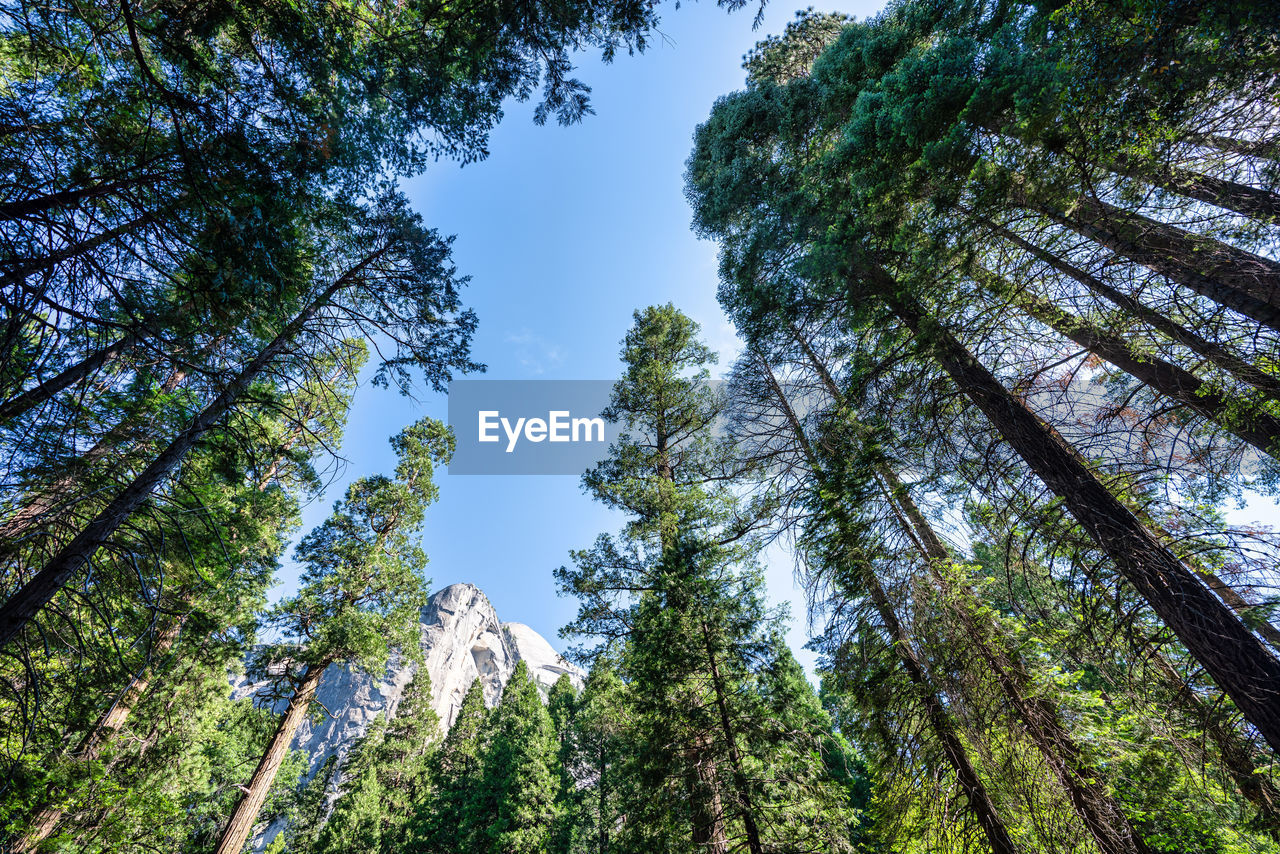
[{"xmin": 232, "ymin": 583, "xmax": 582, "ymax": 850}]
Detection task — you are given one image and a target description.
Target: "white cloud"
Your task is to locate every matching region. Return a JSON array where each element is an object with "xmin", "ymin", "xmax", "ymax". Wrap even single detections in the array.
[{"xmin": 506, "ymin": 329, "xmax": 566, "ymax": 375}]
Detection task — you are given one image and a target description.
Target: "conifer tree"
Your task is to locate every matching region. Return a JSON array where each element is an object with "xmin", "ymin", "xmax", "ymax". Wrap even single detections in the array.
[
  {"xmin": 559, "ymin": 304, "xmax": 863, "ymax": 853},
  {"xmin": 547, "ymin": 674, "xmax": 582, "ymax": 854},
  {"xmin": 412, "ymin": 678, "xmax": 489, "ymax": 853},
  {"xmin": 313, "ymin": 669, "xmax": 440, "ymax": 854},
  {"xmin": 214, "ymin": 417, "xmax": 451, "ymax": 854},
  {"xmin": 469, "ymin": 661, "xmax": 561, "ymax": 854}
]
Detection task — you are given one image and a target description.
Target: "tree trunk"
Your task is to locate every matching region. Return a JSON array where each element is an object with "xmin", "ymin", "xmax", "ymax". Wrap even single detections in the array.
[
  {"xmin": 1, "ymin": 172, "xmax": 168, "ymax": 221},
  {"xmin": 699, "ymin": 620, "xmax": 764, "ymax": 854},
  {"xmin": 861, "ymin": 259, "xmax": 1280, "ymax": 756},
  {"xmin": 1146, "ymin": 642, "xmax": 1280, "ymax": 832},
  {"xmin": 13, "ymin": 616, "xmax": 186, "ymax": 852},
  {"xmin": 1, "ymin": 211, "xmax": 157, "ymax": 291},
  {"xmin": 0, "ymin": 331, "xmax": 145, "ymax": 423},
  {"xmin": 984, "ymin": 221, "xmax": 1280, "ymax": 402},
  {"xmin": 975, "ymin": 265, "xmax": 1280, "ymax": 457},
  {"xmin": 756, "ymin": 351, "xmax": 1021, "ymax": 854},
  {"xmin": 879, "ymin": 470, "xmax": 1152, "ymax": 854},
  {"xmin": 214, "ymin": 661, "xmax": 327, "ymax": 854},
  {"xmin": 1029, "ymin": 197, "xmax": 1280, "ymax": 332},
  {"xmin": 687, "ymin": 735, "xmax": 730, "ymax": 854},
  {"xmin": 1, "ymin": 355, "xmax": 196, "ymax": 544},
  {"xmin": 1194, "ymin": 569, "xmax": 1280, "ymax": 651},
  {"xmin": 862, "ymin": 571, "xmax": 1022, "ymax": 854},
  {"xmin": 1108, "ymin": 156, "xmax": 1280, "ymax": 222},
  {"xmin": 1191, "ymin": 134, "xmax": 1280, "ymax": 163},
  {"xmin": 0, "ymin": 249, "xmax": 383, "ymax": 648}
]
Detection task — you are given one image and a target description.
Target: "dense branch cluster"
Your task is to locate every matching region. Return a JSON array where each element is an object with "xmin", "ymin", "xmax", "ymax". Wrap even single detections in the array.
[{"xmin": 687, "ymin": 0, "xmax": 1280, "ymax": 850}]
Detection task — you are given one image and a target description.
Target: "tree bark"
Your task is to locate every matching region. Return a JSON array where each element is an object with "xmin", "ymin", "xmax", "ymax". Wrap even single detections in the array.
[
  {"xmin": 1108, "ymin": 156, "xmax": 1280, "ymax": 222},
  {"xmin": 861, "ymin": 259, "xmax": 1280, "ymax": 756},
  {"xmin": 687, "ymin": 736, "xmax": 730, "ymax": 854},
  {"xmin": 975, "ymin": 265, "xmax": 1280, "ymax": 457},
  {"xmin": 1191, "ymin": 134, "xmax": 1280, "ymax": 163},
  {"xmin": 0, "ymin": 249, "xmax": 383, "ymax": 648},
  {"xmin": 214, "ymin": 661, "xmax": 327, "ymax": 854},
  {"xmin": 756, "ymin": 351, "xmax": 1021, "ymax": 854},
  {"xmin": 13, "ymin": 616, "xmax": 186, "ymax": 852},
  {"xmin": 985, "ymin": 221, "xmax": 1280, "ymax": 402},
  {"xmin": 0, "ymin": 331, "xmax": 144, "ymax": 423},
  {"xmin": 1029, "ymin": 196, "xmax": 1280, "ymax": 331},
  {"xmin": 700, "ymin": 620, "xmax": 764, "ymax": 854}
]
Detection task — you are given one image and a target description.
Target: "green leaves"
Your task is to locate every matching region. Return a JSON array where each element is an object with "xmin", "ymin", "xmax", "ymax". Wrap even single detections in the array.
[{"xmin": 267, "ymin": 417, "xmax": 450, "ymax": 676}]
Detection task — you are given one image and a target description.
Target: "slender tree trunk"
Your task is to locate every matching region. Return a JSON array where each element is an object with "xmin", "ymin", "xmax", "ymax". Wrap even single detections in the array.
[
  {"xmin": 214, "ymin": 661, "xmax": 328, "ymax": 854},
  {"xmin": 860, "ymin": 259, "xmax": 1280, "ymax": 756},
  {"xmin": 599, "ymin": 743, "xmax": 609, "ymax": 853},
  {"xmin": 1, "ymin": 355, "xmax": 197, "ymax": 543},
  {"xmin": 1028, "ymin": 197, "xmax": 1280, "ymax": 331},
  {"xmin": 1, "ymin": 211, "xmax": 157, "ymax": 290},
  {"xmin": 1103, "ymin": 155, "xmax": 1280, "ymax": 221},
  {"xmin": 0, "ymin": 250, "xmax": 382, "ymax": 647},
  {"xmin": 1, "ymin": 173, "xmax": 168, "ymax": 221},
  {"xmin": 699, "ymin": 620, "xmax": 764, "ymax": 854},
  {"xmin": 1191, "ymin": 134, "xmax": 1280, "ymax": 163},
  {"xmin": 984, "ymin": 221, "xmax": 1280, "ymax": 401},
  {"xmin": 0, "ymin": 331, "xmax": 144, "ymax": 423},
  {"xmin": 862, "ymin": 571, "xmax": 1021, "ymax": 853},
  {"xmin": 13, "ymin": 616, "xmax": 186, "ymax": 852},
  {"xmin": 755, "ymin": 351, "xmax": 1021, "ymax": 854},
  {"xmin": 974, "ymin": 265, "xmax": 1280, "ymax": 457},
  {"xmin": 879, "ymin": 471, "xmax": 1152, "ymax": 854}
]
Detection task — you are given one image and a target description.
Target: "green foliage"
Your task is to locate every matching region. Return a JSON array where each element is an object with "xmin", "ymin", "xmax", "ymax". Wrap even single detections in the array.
[
  {"xmin": 687, "ymin": 0, "xmax": 1280, "ymax": 849},
  {"xmin": 411, "ymin": 678, "xmax": 489, "ymax": 853},
  {"xmin": 313, "ymin": 670, "xmax": 440, "ymax": 854},
  {"xmin": 469, "ymin": 661, "xmax": 561, "ymax": 854},
  {"xmin": 560, "ymin": 305, "xmax": 871, "ymax": 853}
]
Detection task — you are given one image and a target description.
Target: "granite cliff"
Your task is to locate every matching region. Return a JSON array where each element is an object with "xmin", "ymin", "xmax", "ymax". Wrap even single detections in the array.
[{"xmin": 232, "ymin": 583, "xmax": 582, "ymax": 849}]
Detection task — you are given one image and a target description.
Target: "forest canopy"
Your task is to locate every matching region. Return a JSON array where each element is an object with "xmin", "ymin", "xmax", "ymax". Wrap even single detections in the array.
[{"xmin": 3, "ymin": 0, "xmax": 1280, "ymax": 851}]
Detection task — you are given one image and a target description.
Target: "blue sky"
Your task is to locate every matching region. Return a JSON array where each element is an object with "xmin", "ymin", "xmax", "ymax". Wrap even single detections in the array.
[
  {"xmin": 270, "ymin": 0, "xmax": 891, "ymax": 671},
  {"xmin": 274, "ymin": 0, "xmax": 1280, "ymax": 674}
]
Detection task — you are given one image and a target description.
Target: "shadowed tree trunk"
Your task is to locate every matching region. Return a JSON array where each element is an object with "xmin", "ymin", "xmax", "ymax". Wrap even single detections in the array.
[
  {"xmin": 983, "ymin": 220, "xmax": 1280, "ymax": 402},
  {"xmin": 1027, "ymin": 196, "xmax": 1280, "ymax": 331},
  {"xmin": 1191, "ymin": 135, "xmax": 1280, "ymax": 163},
  {"xmin": 214, "ymin": 660, "xmax": 329, "ymax": 854},
  {"xmin": 1, "ymin": 211, "xmax": 158, "ymax": 291},
  {"xmin": 0, "ymin": 330, "xmax": 146, "ymax": 423},
  {"xmin": 973, "ymin": 264, "xmax": 1280, "ymax": 457},
  {"xmin": 1109, "ymin": 156, "xmax": 1280, "ymax": 221},
  {"xmin": 700, "ymin": 619, "xmax": 764, "ymax": 854},
  {"xmin": 858, "ymin": 257, "xmax": 1280, "ymax": 756},
  {"xmin": 0, "ymin": 170, "xmax": 171, "ymax": 222}
]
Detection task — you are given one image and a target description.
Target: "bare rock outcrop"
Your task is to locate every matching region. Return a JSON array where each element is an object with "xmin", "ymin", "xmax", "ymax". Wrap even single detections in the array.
[{"xmin": 232, "ymin": 582, "xmax": 582, "ymax": 850}]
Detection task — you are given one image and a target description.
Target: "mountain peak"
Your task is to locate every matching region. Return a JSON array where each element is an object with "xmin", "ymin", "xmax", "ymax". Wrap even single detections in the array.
[{"xmin": 232, "ymin": 583, "xmax": 582, "ymax": 850}]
